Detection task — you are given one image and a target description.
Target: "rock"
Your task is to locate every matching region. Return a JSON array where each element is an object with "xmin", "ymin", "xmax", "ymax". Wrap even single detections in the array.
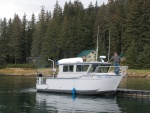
[
  {"xmin": 140, "ymin": 75, "xmax": 148, "ymax": 78},
  {"xmin": 146, "ymin": 75, "xmax": 150, "ymax": 78}
]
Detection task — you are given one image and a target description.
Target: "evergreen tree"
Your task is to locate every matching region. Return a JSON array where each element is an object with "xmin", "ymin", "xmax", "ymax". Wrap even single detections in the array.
[
  {"xmin": 138, "ymin": 44, "xmax": 150, "ymax": 69},
  {"xmin": 94, "ymin": 4, "xmax": 107, "ymax": 55},
  {"xmin": 9, "ymin": 14, "xmax": 23, "ymax": 64},
  {"xmin": 124, "ymin": 0, "xmax": 150, "ymax": 68},
  {"xmin": 31, "ymin": 6, "xmax": 46, "ymax": 58},
  {"xmin": 0, "ymin": 0, "xmax": 149, "ymax": 69},
  {"xmin": 0, "ymin": 18, "xmax": 8, "ymax": 66},
  {"xmin": 126, "ymin": 42, "xmax": 138, "ymax": 69},
  {"xmin": 27, "ymin": 14, "xmax": 36, "ymax": 58},
  {"xmin": 21, "ymin": 14, "xmax": 28, "ymax": 62},
  {"xmin": 84, "ymin": 2, "xmax": 98, "ymax": 51},
  {"xmin": 69, "ymin": 0, "xmax": 85, "ymax": 56},
  {"xmin": 41, "ymin": 19, "xmax": 58, "ymax": 66},
  {"xmin": 59, "ymin": 17, "xmax": 69, "ymax": 58},
  {"xmin": 39, "ymin": 1, "xmax": 62, "ymax": 66},
  {"xmin": 7, "ymin": 18, "xmax": 13, "ymax": 63}
]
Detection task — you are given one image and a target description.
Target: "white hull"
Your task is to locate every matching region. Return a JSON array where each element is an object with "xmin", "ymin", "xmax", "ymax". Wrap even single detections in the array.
[
  {"xmin": 36, "ymin": 75, "xmax": 122, "ymax": 95},
  {"xmin": 36, "ymin": 59, "xmax": 128, "ymax": 95}
]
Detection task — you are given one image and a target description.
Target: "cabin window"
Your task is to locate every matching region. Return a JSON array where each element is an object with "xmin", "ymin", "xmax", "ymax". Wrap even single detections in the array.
[
  {"xmin": 76, "ymin": 65, "xmax": 89, "ymax": 72},
  {"xmin": 63, "ymin": 65, "xmax": 74, "ymax": 72},
  {"xmin": 89, "ymin": 64, "xmax": 110, "ymax": 73},
  {"xmin": 89, "ymin": 64, "xmax": 98, "ymax": 72},
  {"xmin": 95, "ymin": 65, "xmax": 110, "ymax": 73}
]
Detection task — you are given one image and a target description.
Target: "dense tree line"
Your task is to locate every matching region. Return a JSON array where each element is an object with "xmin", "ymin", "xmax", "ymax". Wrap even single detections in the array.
[{"xmin": 0, "ymin": 0, "xmax": 149, "ymax": 69}]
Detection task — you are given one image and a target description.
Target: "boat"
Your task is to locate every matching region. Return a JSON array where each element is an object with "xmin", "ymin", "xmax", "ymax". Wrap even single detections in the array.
[{"xmin": 36, "ymin": 57, "xmax": 128, "ymax": 95}]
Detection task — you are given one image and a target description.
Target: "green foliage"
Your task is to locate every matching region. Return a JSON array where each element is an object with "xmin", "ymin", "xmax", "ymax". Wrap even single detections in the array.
[
  {"xmin": 31, "ymin": 6, "xmax": 47, "ymax": 58},
  {"xmin": 123, "ymin": 0, "xmax": 150, "ymax": 69},
  {"xmin": 0, "ymin": 18, "xmax": 8, "ymax": 66},
  {"xmin": 126, "ymin": 42, "xmax": 137, "ymax": 69},
  {"xmin": 0, "ymin": 0, "xmax": 149, "ymax": 69},
  {"xmin": 138, "ymin": 44, "xmax": 150, "ymax": 69}
]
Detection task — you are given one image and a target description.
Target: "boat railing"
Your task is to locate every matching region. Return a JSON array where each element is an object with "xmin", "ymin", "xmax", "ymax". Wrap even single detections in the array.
[
  {"xmin": 36, "ymin": 73, "xmax": 51, "ymax": 85},
  {"xmin": 36, "ymin": 76, "xmax": 43, "ymax": 85},
  {"xmin": 95, "ymin": 66, "xmax": 128, "ymax": 76}
]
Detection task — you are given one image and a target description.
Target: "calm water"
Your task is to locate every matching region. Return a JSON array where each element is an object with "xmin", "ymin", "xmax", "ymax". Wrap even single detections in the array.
[{"xmin": 0, "ymin": 75, "xmax": 150, "ymax": 113}]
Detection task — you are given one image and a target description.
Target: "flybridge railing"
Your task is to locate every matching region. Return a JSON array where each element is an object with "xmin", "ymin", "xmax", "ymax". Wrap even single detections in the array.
[{"xmin": 94, "ymin": 66, "xmax": 128, "ymax": 76}]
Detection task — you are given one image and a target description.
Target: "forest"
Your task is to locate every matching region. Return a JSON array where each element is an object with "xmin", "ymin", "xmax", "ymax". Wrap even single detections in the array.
[{"xmin": 0, "ymin": 0, "xmax": 149, "ymax": 69}]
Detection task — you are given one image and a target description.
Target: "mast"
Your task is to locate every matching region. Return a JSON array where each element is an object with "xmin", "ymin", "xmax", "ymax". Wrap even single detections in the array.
[
  {"xmin": 96, "ymin": 26, "xmax": 99, "ymax": 61},
  {"xmin": 108, "ymin": 28, "xmax": 110, "ymax": 60}
]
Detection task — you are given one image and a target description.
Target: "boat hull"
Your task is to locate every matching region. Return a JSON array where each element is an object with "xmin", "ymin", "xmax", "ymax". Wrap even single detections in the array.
[
  {"xmin": 37, "ymin": 89, "xmax": 115, "ymax": 95},
  {"xmin": 36, "ymin": 75, "xmax": 122, "ymax": 95}
]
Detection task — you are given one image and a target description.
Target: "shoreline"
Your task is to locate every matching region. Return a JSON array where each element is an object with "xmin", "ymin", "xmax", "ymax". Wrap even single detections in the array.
[
  {"xmin": 0, "ymin": 68, "xmax": 150, "ymax": 78},
  {"xmin": 0, "ymin": 68, "xmax": 52, "ymax": 76}
]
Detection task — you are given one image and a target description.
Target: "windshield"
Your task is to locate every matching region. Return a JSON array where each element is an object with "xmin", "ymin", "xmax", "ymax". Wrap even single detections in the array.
[
  {"xmin": 76, "ymin": 65, "xmax": 90, "ymax": 72},
  {"xmin": 89, "ymin": 64, "xmax": 110, "ymax": 73}
]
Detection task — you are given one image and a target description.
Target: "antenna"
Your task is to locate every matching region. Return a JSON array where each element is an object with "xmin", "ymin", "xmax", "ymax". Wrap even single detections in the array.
[
  {"xmin": 108, "ymin": 28, "xmax": 110, "ymax": 61},
  {"xmin": 100, "ymin": 56, "xmax": 106, "ymax": 62},
  {"xmin": 48, "ymin": 59, "xmax": 55, "ymax": 78},
  {"xmin": 96, "ymin": 26, "xmax": 99, "ymax": 61}
]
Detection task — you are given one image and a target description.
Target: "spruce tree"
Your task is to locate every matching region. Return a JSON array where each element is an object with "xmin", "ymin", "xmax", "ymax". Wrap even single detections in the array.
[
  {"xmin": 94, "ymin": 4, "xmax": 107, "ymax": 55},
  {"xmin": 138, "ymin": 44, "xmax": 150, "ymax": 69},
  {"xmin": 10, "ymin": 14, "xmax": 23, "ymax": 64},
  {"xmin": 21, "ymin": 14, "xmax": 28, "ymax": 63},
  {"xmin": 26, "ymin": 14, "xmax": 36, "ymax": 58},
  {"xmin": 31, "ymin": 6, "xmax": 46, "ymax": 58},
  {"xmin": 0, "ymin": 18, "xmax": 8, "ymax": 66},
  {"xmin": 124, "ymin": 0, "xmax": 150, "ymax": 68}
]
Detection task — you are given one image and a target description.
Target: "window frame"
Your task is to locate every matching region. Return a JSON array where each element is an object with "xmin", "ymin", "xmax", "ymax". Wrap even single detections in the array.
[
  {"xmin": 63, "ymin": 65, "xmax": 74, "ymax": 72},
  {"xmin": 76, "ymin": 64, "xmax": 90, "ymax": 72}
]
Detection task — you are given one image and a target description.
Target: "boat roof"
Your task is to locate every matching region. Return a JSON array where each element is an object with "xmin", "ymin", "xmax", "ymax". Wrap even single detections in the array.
[{"xmin": 58, "ymin": 62, "xmax": 111, "ymax": 65}]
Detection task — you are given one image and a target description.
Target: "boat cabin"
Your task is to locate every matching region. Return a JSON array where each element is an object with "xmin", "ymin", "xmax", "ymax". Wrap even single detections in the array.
[{"xmin": 57, "ymin": 58, "xmax": 111, "ymax": 78}]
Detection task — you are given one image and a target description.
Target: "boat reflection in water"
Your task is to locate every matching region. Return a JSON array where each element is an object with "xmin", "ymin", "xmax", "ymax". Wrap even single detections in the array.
[{"xmin": 36, "ymin": 93, "xmax": 121, "ymax": 112}]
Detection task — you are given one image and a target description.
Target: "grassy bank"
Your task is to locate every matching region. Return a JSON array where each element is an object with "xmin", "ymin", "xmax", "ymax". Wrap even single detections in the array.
[
  {"xmin": 127, "ymin": 69, "xmax": 150, "ymax": 78},
  {"xmin": 0, "ymin": 68, "xmax": 53, "ymax": 76},
  {"xmin": 0, "ymin": 68, "xmax": 150, "ymax": 78}
]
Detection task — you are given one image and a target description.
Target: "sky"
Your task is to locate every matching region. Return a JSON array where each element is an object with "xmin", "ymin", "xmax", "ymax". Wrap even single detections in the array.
[{"xmin": 0, "ymin": 0, "xmax": 108, "ymax": 20}]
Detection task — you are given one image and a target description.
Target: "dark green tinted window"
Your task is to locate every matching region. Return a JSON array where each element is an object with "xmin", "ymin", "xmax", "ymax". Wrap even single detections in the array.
[
  {"xmin": 76, "ymin": 65, "xmax": 89, "ymax": 72},
  {"xmin": 63, "ymin": 65, "xmax": 74, "ymax": 72}
]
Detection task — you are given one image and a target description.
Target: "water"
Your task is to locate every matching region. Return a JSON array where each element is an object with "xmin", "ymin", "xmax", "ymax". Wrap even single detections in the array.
[
  {"xmin": 119, "ymin": 77, "xmax": 150, "ymax": 90},
  {"xmin": 0, "ymin": 75, "xmax": 150, "ymax": 113}
]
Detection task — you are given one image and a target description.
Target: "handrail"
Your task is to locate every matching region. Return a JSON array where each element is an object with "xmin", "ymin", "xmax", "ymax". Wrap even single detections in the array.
[{"xmin": 94, "ymin": 66, "xmax": 128, "ymax": 76}]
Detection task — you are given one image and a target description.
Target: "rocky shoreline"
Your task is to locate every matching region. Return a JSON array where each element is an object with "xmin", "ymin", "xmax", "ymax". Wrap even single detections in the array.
[{"xmin": 126, "ymin": 72, "xmax": 150, "ymax": 78}]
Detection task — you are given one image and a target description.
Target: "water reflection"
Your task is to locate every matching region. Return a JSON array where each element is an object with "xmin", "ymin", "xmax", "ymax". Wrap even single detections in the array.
[{"xmin": 36, "ymin": 93, "xmax": 121, "ymax": 113}]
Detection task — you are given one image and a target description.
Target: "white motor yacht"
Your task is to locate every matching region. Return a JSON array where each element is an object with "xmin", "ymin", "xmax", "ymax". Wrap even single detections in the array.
[{"xmin": 36, "ymin": 57, "xmax": 128, "ymax": 95}]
